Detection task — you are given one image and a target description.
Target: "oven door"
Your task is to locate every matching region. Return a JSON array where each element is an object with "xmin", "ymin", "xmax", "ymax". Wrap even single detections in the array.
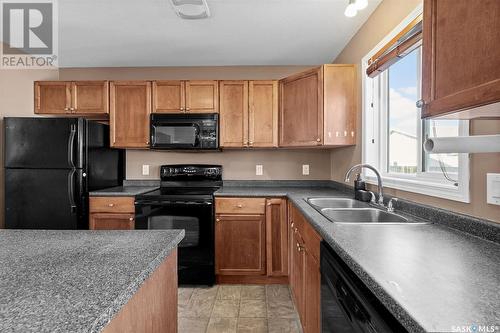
[
  {"xmin": 150, "ymin": 122, "xmax": 201, "ymax": 149},
  {"xmin": 135, "ymin": 199, "xmax": 215, "ymax": 285}
]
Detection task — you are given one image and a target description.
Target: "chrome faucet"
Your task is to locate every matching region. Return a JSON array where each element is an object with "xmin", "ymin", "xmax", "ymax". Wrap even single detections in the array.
[{"xmin": 344, "ymin": 164, "xmax": 384, "ymax": 207}]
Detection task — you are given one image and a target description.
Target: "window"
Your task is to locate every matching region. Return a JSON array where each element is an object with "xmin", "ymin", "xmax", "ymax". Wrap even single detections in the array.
[{"xmin": 362, "ymin": 5, "xmax": 470, "ymax": 202}]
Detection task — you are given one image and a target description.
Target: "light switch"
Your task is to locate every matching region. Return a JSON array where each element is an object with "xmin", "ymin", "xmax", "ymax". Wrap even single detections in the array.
[
  {"xmin": 142, "ymin": 164, "xmax": 150, "ymax": 176},
  {"xmin": 302, "ymin": 164, "xmax": 310, "ymax": 176},
  {"xmin": 256, "ymin": 165, "xmax": 263, "ymax": 176},
  {"xmin": 486, "ymin": 173, "xmax": 500, "ymax": 205}
]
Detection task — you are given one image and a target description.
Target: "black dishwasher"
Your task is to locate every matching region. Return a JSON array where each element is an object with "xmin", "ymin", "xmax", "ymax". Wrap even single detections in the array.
[{"xmin": 320, "ymin": 242, "xmax": 407, "ymax": 333}]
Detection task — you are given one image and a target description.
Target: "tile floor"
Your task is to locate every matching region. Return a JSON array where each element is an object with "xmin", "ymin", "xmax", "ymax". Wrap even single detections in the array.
[{"xmin": 178, "ymin": 284, "xmax": 302, "ymax": 333}]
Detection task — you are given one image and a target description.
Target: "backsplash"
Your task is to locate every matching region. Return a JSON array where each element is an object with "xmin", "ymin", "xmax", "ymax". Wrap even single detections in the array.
[{"xmin": 126, "ymin": 149, "xmax": 332, "ymax": 180}]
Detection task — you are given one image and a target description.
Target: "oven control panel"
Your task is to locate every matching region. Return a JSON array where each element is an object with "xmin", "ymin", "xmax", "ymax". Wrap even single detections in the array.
[{"xmin": 160, "ymin": 164, "xmax": 222, "ymax": 180}]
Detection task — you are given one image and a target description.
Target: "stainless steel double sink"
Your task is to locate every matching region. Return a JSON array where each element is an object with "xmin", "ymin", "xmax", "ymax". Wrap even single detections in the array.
[{"xmin": 306, "ymin": 197, "xmax": 424, "ymax": 224}]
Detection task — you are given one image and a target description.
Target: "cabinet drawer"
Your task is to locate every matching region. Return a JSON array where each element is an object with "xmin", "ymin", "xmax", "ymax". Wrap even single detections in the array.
[
  {"xmin": 89, "ymin": 197, "xmax": 135, "ymax": 213},
  {"xmin": 89, "ymin": 213, "xmax": 135, "ymax": 230},
  {"xmin": 215, "ymin": 197, "xmax": 266, "ymax": 214}
]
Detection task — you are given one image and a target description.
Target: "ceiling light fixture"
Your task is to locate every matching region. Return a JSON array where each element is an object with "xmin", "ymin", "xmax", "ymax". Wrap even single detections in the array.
[
  {"xmin": 170, "ymin": 0, "xmax": 211, "ymax": 20},
  {"xmin": 344, "ymin": 0, "xmax": 369, "ymax": 18},
  {"xmin": 344, "ymin": 0, "xmax": 358, "ymax": 18}
]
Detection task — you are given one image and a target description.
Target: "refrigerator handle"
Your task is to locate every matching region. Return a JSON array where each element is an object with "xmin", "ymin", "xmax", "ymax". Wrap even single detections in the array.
[
  {"xmin": 68, "ymin": 124, "xmax": 77, "ymax": 168},
  {"xmin": 68, "ymin": 169, "xmax": 77, "ymax": 214}
]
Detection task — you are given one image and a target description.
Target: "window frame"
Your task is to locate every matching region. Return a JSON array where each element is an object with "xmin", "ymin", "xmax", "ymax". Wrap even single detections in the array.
[{"xmin": 361, "ymin": 3, "xmax": 470, "ymax": 203}]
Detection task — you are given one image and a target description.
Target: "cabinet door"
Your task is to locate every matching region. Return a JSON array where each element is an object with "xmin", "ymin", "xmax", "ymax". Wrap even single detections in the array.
[
  {"xmin": 152, "ymin": 81, "xmax": 185, "ymax": 113},
  {"xmin": 249, "ymin": 80, "xmax": 278, "ymax": 148},
  {"xmin": 219, "ymin": 81, "xmax": 248, "ymax": 148},
  {"xmin": 215, "ymin": 214, "xmax": 266, "ymax": 275},
  {"xmin": 323, "ymin": 65, "xmax": 357, "ymax": 146},
  {"xmin": 89, "ymin": 213, "xmax": 134, "ymax": 230},
  {"xmin": 72, "ymin": 81, "xmax": 109, "ymax": 115},
  {"xmin": 304, "ymin": 252, "xmax": 321, "ymax": 333},
  {"xmin": 34, "ymin": 81, "xmax": 71, "ymax": 114},
  {"xmin": 185, "ymin": 80, "xmax": 218, "ymax": 113},
  {"xmin": 279, "ymin": 68, "xmax": 323, "ymax": 147},
  {"xmin": 266, "ymin": 198, "xmax": 288, "ymax": 276},
  {"xmin": 110, "ymin": 81, "xmax": 151, "ymax": 148},
  {"xmin": 290, "ymin": 229, "xmax": 306, "ymax": 325},
  {"xmin": 421, "ymin": 0, "xmax": 500, "ymax": 118}
]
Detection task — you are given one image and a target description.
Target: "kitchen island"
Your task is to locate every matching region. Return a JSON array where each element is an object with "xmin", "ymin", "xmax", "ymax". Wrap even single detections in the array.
[{"xmin": 0, "ymin": 229, "xmax": 184, "ymax": 333}]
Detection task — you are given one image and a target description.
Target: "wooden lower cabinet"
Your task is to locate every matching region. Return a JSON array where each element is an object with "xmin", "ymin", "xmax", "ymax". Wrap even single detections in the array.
[
  {"xmin": 289, "ymin": 204, "xmax": 322, "ymax": 333},
  {"xmin": 215, "ymin": 197, "xmax": 288, "ymax": 283},
  {"xmin": 89, "ymin": 196, "xmax": 135, "ymax": 230},
  {"xmin": 215, "ymin": 214, "xmax": 266, "ymax": 275}
]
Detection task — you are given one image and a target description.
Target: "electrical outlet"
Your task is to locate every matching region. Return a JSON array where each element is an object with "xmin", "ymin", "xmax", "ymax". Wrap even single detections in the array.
[
  {"xmin": 142, "ymin": 165, "xmax": 150, "ymax": 176},
  {"xmin": 302, "ymin": 164, "xmax": 310, "ymax": 176},
  {"xmin": 256, "ymin": 165, "xmax": 263, "ymax": 176}
]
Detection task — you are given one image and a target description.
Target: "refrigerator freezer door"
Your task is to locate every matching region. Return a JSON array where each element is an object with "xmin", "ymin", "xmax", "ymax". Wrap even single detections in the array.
[
  {"xmin": 86, "ymin": 120, "xmax": 124, "ymax": 191},
  {"xmin": 4, "ymin": 117, "xmax": 83, "ymax": 169},
  {"xmin": 5, "ymin": 169, "xmax": 80, "ymax": 229}
]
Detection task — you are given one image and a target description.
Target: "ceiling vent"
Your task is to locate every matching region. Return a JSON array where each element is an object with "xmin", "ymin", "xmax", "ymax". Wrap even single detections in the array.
[{"xmin": 170, "ymin": 0, "xmax": 211, "ymax": 19}]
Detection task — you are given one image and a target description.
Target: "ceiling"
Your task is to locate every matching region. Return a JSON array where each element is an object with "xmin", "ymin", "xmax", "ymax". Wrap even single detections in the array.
[{"xmin": 58, "ymin": 0, "xmax": 381, "ymax": 68}]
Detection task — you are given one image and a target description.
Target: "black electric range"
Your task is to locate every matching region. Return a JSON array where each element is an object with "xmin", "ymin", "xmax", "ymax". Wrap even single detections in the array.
[{"xmin": 135, "ymin": 164, "xmax": 222, "ymax": 285}]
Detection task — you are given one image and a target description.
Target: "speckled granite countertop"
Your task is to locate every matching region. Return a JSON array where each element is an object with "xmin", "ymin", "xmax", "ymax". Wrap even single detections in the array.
[
  {"xmin": 89, "ymin": 186, "xmax": 158, "ymax": 197},
  {"xmin": 0, "ymin": 230, "xmax": 184, "ymax": 333},
  {"xmin": 216, "ymin": 186, "xmax": 500, "ymax": 333}
]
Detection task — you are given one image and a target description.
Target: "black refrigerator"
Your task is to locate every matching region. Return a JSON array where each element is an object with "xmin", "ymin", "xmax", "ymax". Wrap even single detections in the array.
[{"xmin": 4, "ymin": 117, "xmax": 124, "ymax": 229}]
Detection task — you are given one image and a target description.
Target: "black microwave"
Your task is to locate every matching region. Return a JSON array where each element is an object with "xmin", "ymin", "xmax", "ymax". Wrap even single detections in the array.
[{"xmin": 150, "ymin": 113, "xmax": 219, "ymax": 150}]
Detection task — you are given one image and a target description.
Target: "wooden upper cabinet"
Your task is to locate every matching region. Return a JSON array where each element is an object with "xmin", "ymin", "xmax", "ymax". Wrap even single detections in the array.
[
  {"xmin": 249, "ymin": 81, "xmax": 278, "ymax": 147},
  {"xmin": 152, "ymin": 80, "xmax": 218, "ymax": 114},
  {"xmin": 215, "ymin": 214, "xmax": 266, "ymax": 276},
  {"xmin": 219, "ymin": 81, "xmax": 249, "ymax": 147},
  {"xmin": 266, "ymin": 198, "xmax": 288, "ymax": 277},
  {"xmin": 34, "ymin": 81, "xmax": 71, "ymax": 114},
  {"xmin": 280, "ymin": 68, "xmax": 322, "ymax": 147},
  {"xmin": 185, "ymin": 80, "xmax": 219, "ymax": 113},
  {"xmin": 279, "ymin": 65, "xmax": 356, "ymax": 147},
  {"xmin": 153, "ymin": 81, "xmax": 185, "ymax": 113},
  {"xmin": 219, "ymin": 80, "xmax": 278, "ymax": 148},
  {"xmin": 35, "ymin": 81, "xmax": 108, "ymax": 116},
  {"xmin": 71, "ymin": 81, "xmax": 109, "ymax": 115},
  {"xmin": 421, "ymin": 0, "xmax": 500, "ymax": 119},
  {"xmin": 110, "ymin": 81, "xmax": 151, "ymax": 148}
]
